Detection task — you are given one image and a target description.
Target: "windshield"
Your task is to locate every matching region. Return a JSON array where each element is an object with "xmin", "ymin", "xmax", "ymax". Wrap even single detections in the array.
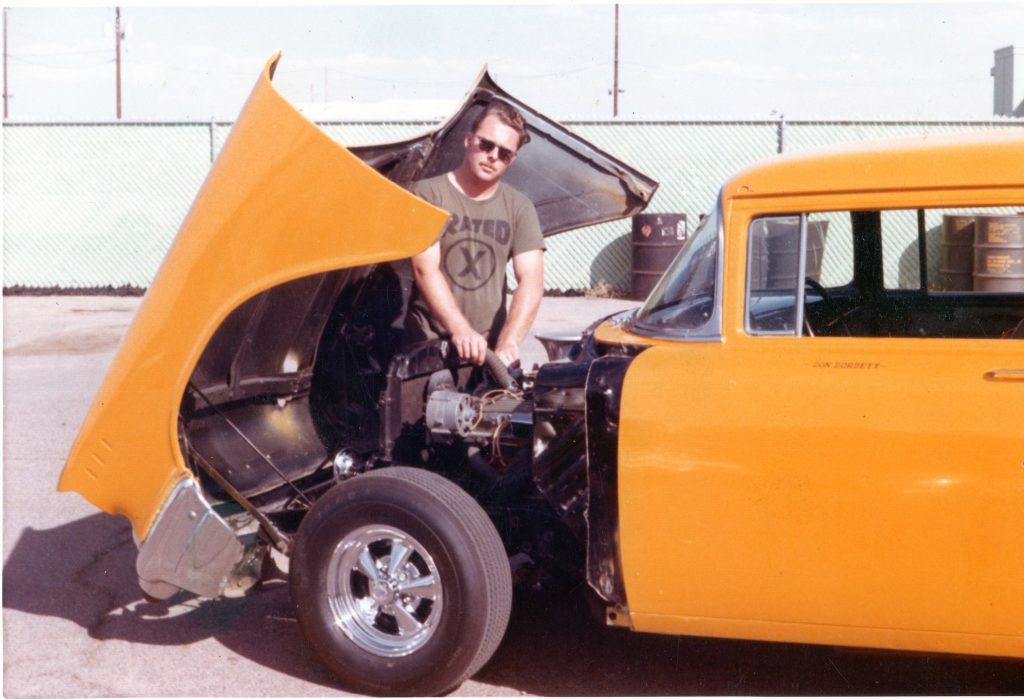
[{"xmin": 632, "ymin": 197, "xmax": 721, "ymax": 337}]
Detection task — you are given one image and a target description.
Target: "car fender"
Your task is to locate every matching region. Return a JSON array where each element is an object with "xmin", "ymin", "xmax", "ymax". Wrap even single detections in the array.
[{"xmin": 58, "ymin": 53, "xmax": 448, "ymax": 540}]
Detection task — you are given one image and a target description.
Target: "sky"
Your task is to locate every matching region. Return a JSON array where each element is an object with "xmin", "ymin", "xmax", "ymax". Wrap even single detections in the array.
[{"xmin": 2, "ymin": 2, "xmax": 1023, "ymax": 123}]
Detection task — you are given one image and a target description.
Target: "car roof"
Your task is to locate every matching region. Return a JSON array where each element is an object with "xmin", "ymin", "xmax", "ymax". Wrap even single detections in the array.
[{"xmin": 724, "ymin": 129, "xmax": 1024, "ymax": 200}]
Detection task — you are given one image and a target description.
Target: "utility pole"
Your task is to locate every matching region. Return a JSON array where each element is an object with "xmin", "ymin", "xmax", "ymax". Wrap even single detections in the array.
[
  {"xmin": 4, "ymin": 7, "xmax": 9, "ymax": 120},
  {"xmin": 115, "ymin": 6, "xmax": 122, "ymax": 119},
  {"xmin": 612, "ymin": 4, "xmax": 621, "ymax": 118}
]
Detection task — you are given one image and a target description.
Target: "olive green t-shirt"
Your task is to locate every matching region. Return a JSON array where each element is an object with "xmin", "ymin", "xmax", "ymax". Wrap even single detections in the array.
[{"xmin": 404, "ymin": 174, "xmax": 545, "ymax": 345}]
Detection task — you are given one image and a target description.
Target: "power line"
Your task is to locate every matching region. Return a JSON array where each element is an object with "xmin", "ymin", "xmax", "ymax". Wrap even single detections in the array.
[
  {"xmin": 508, "ymin": 62, "xmax": 609, "ymax": 80},
  {"xmin": 8, "ymin": 55, "xmax": 114, "ymax": 68},
  {"xmin": 314, "ymin": 62, "xmax": 609, "ymax": 87},
  {"xmin": 320, "ymin": 67, "xmax": 467, "ymax": 86},
  {"xmin": 617, "ymin": 59, "xmax": 989, "ymax": 87},
  {"xmin": 9, "ymin": 47, "xmax": 110, "ymax": 57}
]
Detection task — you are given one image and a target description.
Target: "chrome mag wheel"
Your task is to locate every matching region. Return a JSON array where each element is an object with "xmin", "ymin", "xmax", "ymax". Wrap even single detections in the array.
[
  {"xmin": 326, "ymin": 524, "xmax": 444, "ymax": 657},
  {"xmin": 290, "ymin": 467, "xmax": 511, "ymax": 695}
]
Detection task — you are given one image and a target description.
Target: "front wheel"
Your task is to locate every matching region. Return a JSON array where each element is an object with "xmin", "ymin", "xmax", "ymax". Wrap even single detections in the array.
[{"xmin": 290, "ymin": 467, "xmax": 512, "ymax": 696}]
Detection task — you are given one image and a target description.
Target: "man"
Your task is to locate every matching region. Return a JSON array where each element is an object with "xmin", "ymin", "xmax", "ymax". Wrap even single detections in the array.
[{"xmin": 403, "ymin": 101, "xmax": 545, "ymax": 367}]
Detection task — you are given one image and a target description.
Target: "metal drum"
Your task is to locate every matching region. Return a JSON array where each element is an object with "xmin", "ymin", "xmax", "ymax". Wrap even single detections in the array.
[
  {"xmin": 749, "ymin": 218, "xmax": 826, "ymax": 289},
  {"xmin": 939, "ymin": 215, "xmax": 975, "ymax": 291},
  {"xmin": 973, "ymin": 215, "xmax": 1024, "ymax": 292},
  {"xmin": 631, "ymin": 213, "xmax": 687, "ymax": 300}
]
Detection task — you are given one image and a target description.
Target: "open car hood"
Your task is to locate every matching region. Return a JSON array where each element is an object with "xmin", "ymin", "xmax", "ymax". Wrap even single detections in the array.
[
  {"xmin": 351, "ymin": 66, "xmax": 658, "ymax": 235},
  {"xmin": 58, "ymin": 53, "xmax": 658, "ymax": 539}
]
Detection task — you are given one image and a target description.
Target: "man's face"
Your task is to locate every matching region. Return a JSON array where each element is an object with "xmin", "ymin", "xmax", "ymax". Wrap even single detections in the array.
[{"xmin": 462, "ymin": 115, "xmax": 521, "ymax": 185}]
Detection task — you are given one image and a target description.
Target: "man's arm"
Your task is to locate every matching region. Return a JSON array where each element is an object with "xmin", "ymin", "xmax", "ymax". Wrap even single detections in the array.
[
  {"xmin": 494, "ymin": 248, "xmax": 544, "ymax": 366},
  {"xmin": 410, "ymin": 241, "xmax": 489, "ymax": 365}
]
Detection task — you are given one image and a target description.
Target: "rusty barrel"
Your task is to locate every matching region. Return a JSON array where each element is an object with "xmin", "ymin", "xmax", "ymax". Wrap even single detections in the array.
[
  {"xmin": 631, "ymin": 213, "xmax": 687, "ymax": 300},
  {"xmin": 749, "ymin": 218, "xmax": 826, "ymax": 289},
  {"xmin": 973, "ymin": 215, "xmax": 1024, "ymax": 292},
  {"xmin": 940, "ymin": 215, "xmax": 975, "ymax": 291}
]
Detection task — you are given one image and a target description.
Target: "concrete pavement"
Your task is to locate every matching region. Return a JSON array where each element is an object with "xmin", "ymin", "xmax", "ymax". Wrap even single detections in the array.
[{"xmin": 4, "ymin": 295, "xmax": 1022, "ymax": 697}]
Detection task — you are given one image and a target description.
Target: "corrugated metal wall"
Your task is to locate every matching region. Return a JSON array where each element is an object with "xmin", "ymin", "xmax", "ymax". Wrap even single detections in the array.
[{"xmin": 4, "ymin": 119, "xmax": 1022, "ymax": 290}]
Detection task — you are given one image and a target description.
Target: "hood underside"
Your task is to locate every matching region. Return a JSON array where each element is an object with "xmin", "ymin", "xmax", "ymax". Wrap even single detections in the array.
[{"xmin": 350, "ymin": 67, "xmax": 658, "ymax": 236}]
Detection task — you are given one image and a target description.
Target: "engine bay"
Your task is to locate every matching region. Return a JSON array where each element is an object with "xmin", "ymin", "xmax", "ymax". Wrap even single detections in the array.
[{"xmin": 178, "ymin": 267, "xmax": 641, "ymax": 604}]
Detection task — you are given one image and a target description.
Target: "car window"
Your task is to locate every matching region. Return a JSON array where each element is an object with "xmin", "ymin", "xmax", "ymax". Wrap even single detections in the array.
[
  {"xmin": 881, "ymin": 209, "xmax": 922, "ymax": 289},
  {"xmin": 746, "ymin": 212, "xmax": 853, "ymax": 335},
  {"xmin": 747, "ymin": 207, "xmax": 1024, "ymax": 339},
  {"xmin": 746, "ymin": 215, "xmax": 802, "ymax": 335},
  {"xmin": 633, "ymin": 198, "xmax": 722, "ymax": 338}
]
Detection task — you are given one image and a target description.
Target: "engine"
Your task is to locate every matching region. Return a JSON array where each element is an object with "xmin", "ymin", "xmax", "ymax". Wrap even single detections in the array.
[
  {"xmin": 368, "ymin": 334, "xmax": 634, "ymax": 598},
  {"xmin": 425, "ymin": 387, "xmax": 532, "ymax": 449},
  {"xmin": 421, "ymin": 358, "xmax": 591, "ymax": 536}
]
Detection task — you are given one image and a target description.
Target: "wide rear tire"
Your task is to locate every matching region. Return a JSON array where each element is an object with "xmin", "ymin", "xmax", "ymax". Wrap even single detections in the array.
[{"xmin": 290, "ymin": 467, "xmax": 512, "ymax": 696}]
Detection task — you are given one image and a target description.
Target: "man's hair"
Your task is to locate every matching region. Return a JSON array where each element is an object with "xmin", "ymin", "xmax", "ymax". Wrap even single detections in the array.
[{"xmin": 470, "ymin": 101, "xmax": 531, "ymax": 149}]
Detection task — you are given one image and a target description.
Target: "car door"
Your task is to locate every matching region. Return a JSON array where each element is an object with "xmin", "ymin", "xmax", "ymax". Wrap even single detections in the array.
[{"xmin": 615, "ymin": 209, "xmax": 1024, "ymax": 657}]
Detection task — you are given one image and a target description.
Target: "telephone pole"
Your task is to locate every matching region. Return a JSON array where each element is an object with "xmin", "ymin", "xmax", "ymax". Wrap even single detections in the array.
[
  {"xmin": 115, "ymin": 6, "xmax": 122, "ymax": 119},
  {"xmin": 612, "ymin": 4, "xmax": 621, "ymax": 118},
  {"xmin": 4, "ymin": 7, "xmax": 10, "ymax": 119}
]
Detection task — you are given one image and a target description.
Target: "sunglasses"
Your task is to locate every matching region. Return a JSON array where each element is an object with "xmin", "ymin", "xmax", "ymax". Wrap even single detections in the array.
[{"xmin": 473, "ymin": 134, "xmax": 517, "ymax": 164}]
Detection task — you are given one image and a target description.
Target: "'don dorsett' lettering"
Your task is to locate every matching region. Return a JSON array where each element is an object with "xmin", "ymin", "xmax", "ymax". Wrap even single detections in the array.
[{"xmin": 444, "ymin": 214, "xmax": 511, "ymax": 245}]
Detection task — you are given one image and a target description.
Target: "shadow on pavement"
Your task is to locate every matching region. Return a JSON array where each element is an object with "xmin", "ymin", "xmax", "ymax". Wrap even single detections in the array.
[
  {"xmin": 6, "ymin": 514, "xmax": 1023, "ymax": 696},
  {"xmin": 478, "ymin": 585, "xmax": 1024, "ymax": 696},
  {"xmin": 2, "ymin": 514, "xmax": 339, "ymax": 692}
]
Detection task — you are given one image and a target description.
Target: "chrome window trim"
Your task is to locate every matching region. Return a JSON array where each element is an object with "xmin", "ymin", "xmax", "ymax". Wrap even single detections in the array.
[
  {"xmin": 794, "ymin": 213, "xmax": 809, "ymax": 336},
  {"xmin": 745, "ymin": 213, "xmax": 808, "ymax": 338}
]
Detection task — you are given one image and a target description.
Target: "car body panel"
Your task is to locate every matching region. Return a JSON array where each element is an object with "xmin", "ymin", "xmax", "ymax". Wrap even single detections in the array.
[
  {"xmin": 618, "ymin": 338, "xmax": 1024, "ymax": 656},
  {"xmin": 58, "ymin": 54, "xmax": 449, "ymax": 538},
  {"xmin": 611, "ymin": 131, "xmax": 1024, "ymax": 657}
]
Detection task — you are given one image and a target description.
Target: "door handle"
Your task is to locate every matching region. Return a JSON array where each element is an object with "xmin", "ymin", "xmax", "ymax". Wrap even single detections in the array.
[{"xmin": 983, "ymin": 369, "xmax": 1024, "ymax": 382}]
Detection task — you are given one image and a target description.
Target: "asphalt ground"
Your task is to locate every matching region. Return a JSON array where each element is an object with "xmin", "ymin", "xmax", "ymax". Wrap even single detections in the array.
[{"xmin": 3, "ymin": 295, "xmax": 1023, "ymax": 697}]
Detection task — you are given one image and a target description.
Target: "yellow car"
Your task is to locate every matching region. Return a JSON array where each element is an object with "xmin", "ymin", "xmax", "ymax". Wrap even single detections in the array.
[{"xmin": 59, "ymin": 54, "xmax": 1023, "ymax": 695}]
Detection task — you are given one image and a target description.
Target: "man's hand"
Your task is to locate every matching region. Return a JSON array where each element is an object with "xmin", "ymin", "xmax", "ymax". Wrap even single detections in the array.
[
  {"xmin": 493, "ymin": 340, "xmax": 520, "ymax": 367},
  {"xmin": 452, "ymin": 325, "xmax": 489, "ymax": 365}
]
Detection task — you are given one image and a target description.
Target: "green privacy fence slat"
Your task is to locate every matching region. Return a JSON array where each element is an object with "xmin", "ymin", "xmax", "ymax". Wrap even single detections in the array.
[
  {"xmin": 5, "ymin": 119, "xmax": 1022, "ymax": 290},
  {"xmin": 562, "ymin": 122, "xmax": 779, "ymax": 290},
  {"xmin": 4, "ymin": 124, "xmax": 210, "ymax": 287}
]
